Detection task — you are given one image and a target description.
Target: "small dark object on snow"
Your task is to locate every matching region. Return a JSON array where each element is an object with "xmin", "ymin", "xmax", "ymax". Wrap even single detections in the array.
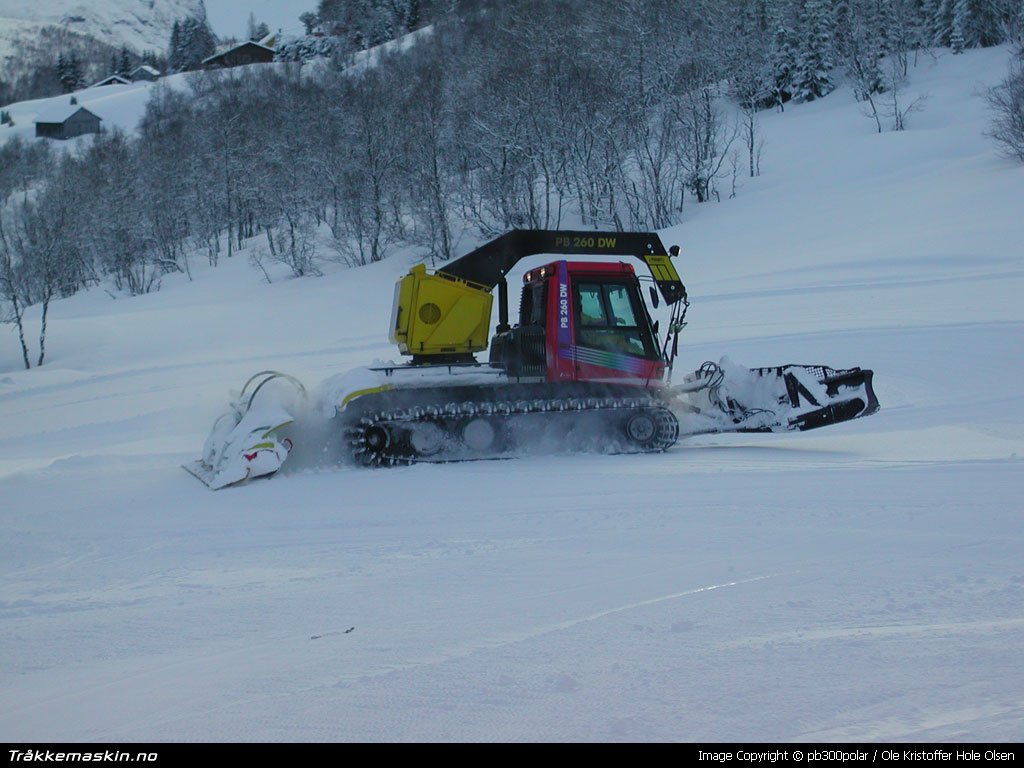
[{"xmin": 310, "ymin": 626, "xmax": 355, "ymax": 640}]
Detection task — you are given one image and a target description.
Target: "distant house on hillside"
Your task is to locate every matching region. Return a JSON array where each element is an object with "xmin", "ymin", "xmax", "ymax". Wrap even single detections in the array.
[
  {"xmin": 202, "ymin": 41, "xmax": 274, "ymax": 70},
  {"xmin": 130, "ymin": 65, "xmax": 161, "ymax": 82},
  {"xmin": 34, "ymin": 103, "xmax": 102, "ymax": 140},
  {"xmin": 91, "ymin": 74, "xmax": 132, "ymax": 87}
]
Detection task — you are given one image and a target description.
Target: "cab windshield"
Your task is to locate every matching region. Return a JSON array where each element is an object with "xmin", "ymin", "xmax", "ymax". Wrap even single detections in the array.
[{"xmin": 574, "ymin": 282, "xmax": 657, "ymax": 358}]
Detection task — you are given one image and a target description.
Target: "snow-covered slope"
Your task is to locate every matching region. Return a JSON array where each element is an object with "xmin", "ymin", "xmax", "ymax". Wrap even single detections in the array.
[
  {"xmin": 0, "ymin": 47, "xmax": 1022, "ymax": 742},
  {"xmin": 0, "ymin": 29, "xmax": 430, "ymax": 143},
  {"xmin": 0, "ymin": 0, "xmax": 204, "ymax": 54},
  {"xmin": 1, "ymin": 79, "xmax": 157, "ymax": 142},
  {"xmin": 0, "ymin": 69, "xmax": 193, "ymax": 145}
]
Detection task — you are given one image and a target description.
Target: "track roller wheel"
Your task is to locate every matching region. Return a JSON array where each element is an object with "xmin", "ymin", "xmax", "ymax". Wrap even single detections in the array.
[
  {"xmin": 623, "ymin": 407, "xmax": 679, "ymax": 452},
  {"xmin": 461, "ymin": 417, "xmax": 499, "ymax": 453}
]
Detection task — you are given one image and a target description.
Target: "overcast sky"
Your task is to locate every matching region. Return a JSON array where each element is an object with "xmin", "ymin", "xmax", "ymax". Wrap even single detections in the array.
[{"xmin": 203, "ymin": 0, "xmax": 316, "ymax": 39}]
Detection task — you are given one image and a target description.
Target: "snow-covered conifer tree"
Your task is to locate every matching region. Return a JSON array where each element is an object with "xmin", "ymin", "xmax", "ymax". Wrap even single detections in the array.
[
  {"xmin": 117, "ymin": 46, "xmax": 132, "ymax": 77},
  {"xmin": 930, "ymin": 0, "xmax": 954, "ymax": 46},
  {"xmin": 792, "ymin": 0, "xmax": 836, "ymax": 102},
  {"xmin": 168, "ymin": 21, "xmax": 183, "ymax": 72},
  {"xmin": 771, "ymin": 11, "xmax": 798, "ymax": 108},
  {"xmin": 951, "ymin": 0, "xmax": 968, "ymax": 52}
]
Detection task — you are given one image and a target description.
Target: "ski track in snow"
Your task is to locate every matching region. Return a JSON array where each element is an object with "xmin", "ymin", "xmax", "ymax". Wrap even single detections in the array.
[{"xmin": 1, "ymin": 46, "xmax": 1023, "ymax": 742}]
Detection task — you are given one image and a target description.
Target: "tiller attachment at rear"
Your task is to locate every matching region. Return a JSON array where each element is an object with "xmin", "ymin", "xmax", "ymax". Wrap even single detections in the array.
[{"xmin": 674, "ymin": 357, "xmax": 879, "ymax": 437}]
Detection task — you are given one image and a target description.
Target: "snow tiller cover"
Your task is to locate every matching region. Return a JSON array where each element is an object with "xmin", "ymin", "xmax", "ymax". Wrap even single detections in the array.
[{"xmin": 183, "ymin": 371, "xmax": 306, "ymax": 490}]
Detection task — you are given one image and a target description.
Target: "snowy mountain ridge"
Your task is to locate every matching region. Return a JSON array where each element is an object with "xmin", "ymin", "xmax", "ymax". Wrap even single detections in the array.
[
  {"xmin": 0, "ymin": 0, "xmax": 204, "ymax": 53},
  {"xmin": 0, "ymin": 0, "xmax": 205, "ymax": 105}
]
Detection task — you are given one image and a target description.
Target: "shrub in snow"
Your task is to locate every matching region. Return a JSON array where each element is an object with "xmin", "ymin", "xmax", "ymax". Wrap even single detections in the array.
[{"xmin": 987, "ymin": 56, "xmax": 1024, "ymax": 161}]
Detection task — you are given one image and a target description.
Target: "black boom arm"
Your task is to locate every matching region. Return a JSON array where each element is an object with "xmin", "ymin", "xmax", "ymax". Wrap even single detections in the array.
[{"xmin": 438, "ymin": 229, "xmax": 686, "ymax": 307}]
